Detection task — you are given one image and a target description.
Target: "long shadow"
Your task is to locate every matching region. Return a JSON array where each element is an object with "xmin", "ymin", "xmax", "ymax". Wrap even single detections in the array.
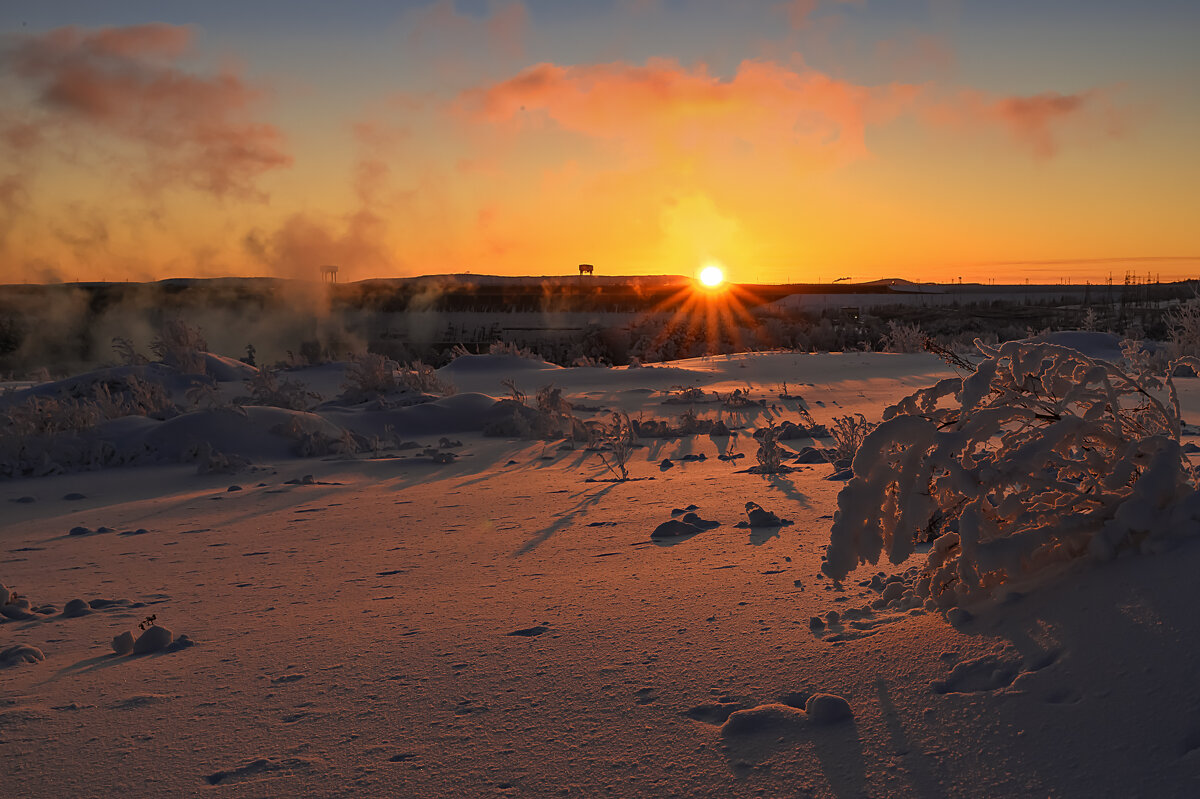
[
  {"xmin": 875, "ymin": 679, "xmax": 949, "ymax": 799},
  {"xmin": 765, "ymin": 474, "xmax": 811, "ymax": 507},
  {"xmin": 514, "ymin": 483, "xmax": 616, "ymax": 556},
  {"xmin": 924, "ymin": 538, "xmax": 1200, "ymax": 797},
  {"xmin": 720, "ymin": 718, "xmax": 868, "ymax": 797},
  {"xmin": 37, "ymin": 652, "xmax": 124, "ymax": 685},
  {"xmin": 809, "ymin": 720, "xmax": 869, "ymax": 799}
]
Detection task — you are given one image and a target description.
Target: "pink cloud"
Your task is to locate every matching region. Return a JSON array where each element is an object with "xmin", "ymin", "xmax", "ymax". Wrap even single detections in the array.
[
  {"xmin": 2, "ymin": 24, "xmax": 291, "ymax": 198},
  {"xmin": 458, "ymin": 57, "xmax": 920, "ymax": 167},
  {"xmin": 930, "ymin": 89, "xmax": 1122, "ymax": 159}
]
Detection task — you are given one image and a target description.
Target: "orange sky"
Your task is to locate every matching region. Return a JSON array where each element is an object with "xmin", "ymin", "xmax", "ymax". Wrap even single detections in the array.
[{"xmin": 1, "ymin": 2, "xmax": 1198, "ymax": 285}]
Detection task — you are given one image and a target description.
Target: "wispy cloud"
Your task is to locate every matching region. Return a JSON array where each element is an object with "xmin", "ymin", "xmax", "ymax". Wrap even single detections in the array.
[{"xmin": 2, "ymin": 23, "xmax": 291, "ymax": 198}]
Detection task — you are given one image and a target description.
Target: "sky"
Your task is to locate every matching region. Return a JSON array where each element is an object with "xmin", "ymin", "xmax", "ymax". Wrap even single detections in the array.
[{"xmin": 1, "ymin": 0, "xmax": 1198, "ymax": 285}]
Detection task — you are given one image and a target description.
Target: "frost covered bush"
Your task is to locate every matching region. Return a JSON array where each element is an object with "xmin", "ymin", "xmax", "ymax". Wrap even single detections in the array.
[
  {"xmin": 823, "ymin": 340, "xmax": 1200, "ymax": 608},
  {"xmin": 240, "ymin": 367, "xmax": 321, "ymax": 411},
  {"xmin": 1166, "ymin": 296, "xmax": 1200, "ymax": 359},
  {"xmin": 1120, "ymin": 338, "xmax": 1171, "ymax": 382},
  {"xmin": 881, "ymin": 320, "xmax": 925, "ymax": 354},
  {"xmin": 342, "ymin": 352, "xmax": 398, "ymax": 397},
  {"xmin": 595, "ymin": 411, "xmax": 636, "ymax": 480},
  {"xmin": 828, "ymin": 414, "xmax": 875, "ymax": 462},
  {"xmin": 151, "ymin": 320, "xmax": 208, "ymax": 376},
  {"xmin": 488, "ymin": 340, "xmax": 539, "ymax": 359},
  {"xmin": 754, "ymin": 423, "xmax": 787, "ymax": 474},
  {"xmin": 341, "ymin": 353, "xmax": 454, "ymax": 403},
  {"xmin": 0, "ymin": 373, "xmax": 180, "ymax": 477},
  {"xmin": 397, "ymin": 361, "xmax": 455, "ymax": 396}
]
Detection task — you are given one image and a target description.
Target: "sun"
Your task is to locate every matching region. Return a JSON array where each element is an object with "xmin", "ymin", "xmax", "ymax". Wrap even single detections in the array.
[{"xmin": 699, "ymin": 265, "xmax": 724, "ymax": 288}]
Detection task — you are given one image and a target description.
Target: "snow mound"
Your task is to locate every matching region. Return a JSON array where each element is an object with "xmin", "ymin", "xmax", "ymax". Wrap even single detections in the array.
[
  {"xmin": 720, "ymin": 703, "xmax": 806, "ymax": 736},
  {"xmin": 804, "ymin": 693, "xmax": 853, "ymax": 724},
  {"xmin": 1025, "ymin": 331, "xmax": 1124, "ymax": 362},
  {"xmin": 1, "ymin": 644, "xmax": 45, "ymax": 668},
  {"xmin": 202, "ymin": 352, "xmax": 258, "ymax": 382},
  {"xmin": 437, "ymin": 354, "xmax": 561, "ymax": 376},
  {"xmin": 132, "ymin": 625, "xmax": 173, "ymax": 654},
  {"xmin": 145, "ymin": 407, "xmax": 348, "ymax": 462}
]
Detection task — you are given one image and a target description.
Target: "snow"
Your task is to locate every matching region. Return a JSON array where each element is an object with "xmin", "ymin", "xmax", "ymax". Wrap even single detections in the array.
[{"xmin": 3, "ymin": 346, "xmax": 1200, "ymax": 796}]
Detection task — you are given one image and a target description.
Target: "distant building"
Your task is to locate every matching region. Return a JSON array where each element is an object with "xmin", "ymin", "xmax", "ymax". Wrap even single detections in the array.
[
  {"xmin": 578, "ymin": 264, "xmax": 594, "ymax": 276},
  {"xmin": 321, "ymin": 265, "xmax": 339, "ymax": 284}
]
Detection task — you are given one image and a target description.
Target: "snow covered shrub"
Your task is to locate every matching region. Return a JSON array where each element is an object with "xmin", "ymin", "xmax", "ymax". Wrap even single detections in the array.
[
  {"xmin": 342, "ymin": 352, "xmax": 398, "ymax": 397},
  {"xmin": 1120, "ymin": 338, "xmax": 1171, "ymax": 381},
  {"xmin": 0, "ymin": 374, "xmax": 180, "ymax": 477},
  {"xmin": 111, "ymin": 337, "xmax": 147, "ymax": 366},
  {"xmin": 596, "ymin": 411, "xmax": 636, "ymax": 480},
  {"xmin": 828, "ymin": 414, "xmax": 875, "ymax": 462},
  {"xmin": 755, "ymin": 423, "xmax": 787, "ymax": 474},
  {"xmin": 151, "ymin": 320, "xmax": 208, "ymax": 376},
  {"xmin": 881, "ymin": 320, "xmax": 925, "ymax": 354},
  {"xmin": 500, "ymin": 378, "xmax": 527, "ymax": 405},
  {"xmin": 488, "ymin": 340, "xmax": 539, "ymax": 360},
  {"xmin": 824, "ymin": 340, "xmax": 1200, "ymax": 609},
  {"xmin": 240, "ymin": 367, "xmax": 321, "ymax": 411},
  {"xmin": 1166, "ymin": 296, "xmax": 1200, "ymax": 359},
  {"xmin": 397, "ymin": 361, "xmax": 455, "ymax": 396}
]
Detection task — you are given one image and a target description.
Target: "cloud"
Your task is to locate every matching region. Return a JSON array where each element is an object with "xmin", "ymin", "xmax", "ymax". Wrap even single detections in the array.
[
  {"xmin": 992, "ymin": 92, "xmax": 1091, "ymax": 159},
  {"xmin": 1, "ymin": 23, "xmax": 291, "ymax": 198},
  {"xmin": 458, "ymin": 57, "xmax": 920, "ymax": 167},
  {"xmin": 928, "ymin": 89, "xmax": 1123, "ymax": 159},
  {"xmin": 402, "ymin": 0, "xmax": 528, "ymax": 82},
  {"xmin": 784, "ymin": 0, "xmax": 860, "ymax": 29}
]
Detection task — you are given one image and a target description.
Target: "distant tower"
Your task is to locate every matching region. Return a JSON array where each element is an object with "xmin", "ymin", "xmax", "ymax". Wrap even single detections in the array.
[
  {"xmin": 578, "ymin": 263, "xmax": 594, "ymax": 276},
  {"xmin": 321, "ymin": 265, "xmax": 339, "ymax": 284}
]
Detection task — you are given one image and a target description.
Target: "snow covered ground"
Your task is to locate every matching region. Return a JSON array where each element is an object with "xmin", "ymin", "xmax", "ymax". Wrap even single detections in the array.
[{"xmin": 4, "ymin": 348, "xmax": 1200, "ymax": 797}]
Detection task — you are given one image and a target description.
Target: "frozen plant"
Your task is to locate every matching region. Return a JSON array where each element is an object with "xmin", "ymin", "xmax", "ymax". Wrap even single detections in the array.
[
  {"xmin": 754, "ymin": 423, "xmax": 786, "ymax": 474},
  {"xmin": 500, "ymin": 378, "xmax": 527, "ymax": 405},
  {"xmin": 824, "ymin": 340, "xmax": 1200, "ymax": 609},
  {"xmin": 151, "ymin": 320, "xmax": 208, "ymax": 375},
  {"xmin": 1166, "ymin": 295, "xmax": 1200, "ymax": 359},
  {"xmin": 342, "ymin": 352, "xmax": 398, "ymax": 397},
  {"xmin": 488, "ymin": 340, "xmax": 539, "ymax": 360},
  {"xmin": 881, "ymin": 320, "xmax": 926, "ymax": 354},
  {"xmin": 111, "ymin": 337, "xmax": 147, "ymax": 366},
  {"xmin": 828, "ymin": 414, "xmax": 875, "ymax": 462},
  {"xmin": 596, "ymin": 411, "xmax": 636, "ymax": 481},
  {"xmin": 1120, "ymin": 338, "xmax": 1170, "ymax": 382},
  {"xmin": 241, "ymin": 367, "xmax": 322, "ymax": 410},
  {"xmin": 397, "ymin": 361, "xmax": 456, "ymax": 396}
]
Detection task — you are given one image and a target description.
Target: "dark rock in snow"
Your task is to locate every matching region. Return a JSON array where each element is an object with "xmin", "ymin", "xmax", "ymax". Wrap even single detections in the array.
[
  {"xmin": 12, "ymin": 496, "xmax": 36, "ymax": 503},
  {"xmin": 68, "ymin": 526, "xmax": 92, "ymax": 536},
  {"xmin": 659, "ymin": 459, "xmax": 674, "ymax": 471},
  {"xmin": 63, "ymin": 493, "xmax": 87, "ymax": 501},
  {"xmin": 506, "ymin": 626, "xmax": 549, "ymax": 637}
]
